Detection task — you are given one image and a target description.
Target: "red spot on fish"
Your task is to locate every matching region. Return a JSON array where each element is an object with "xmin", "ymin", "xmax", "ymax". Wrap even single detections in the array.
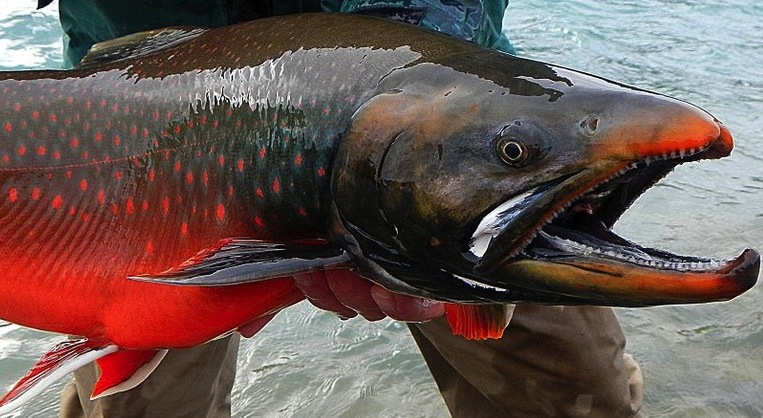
[
  {"xmin": 142, "ymin": 128, "xmax": 150, "ymax": 138},
  {"xmin": 31, "ymin": 188, "xmax": 40, "ymax": 200},
  {"xmin": 298, "ymin": 207, "xmax": 307, "ymax": 216},
  {"xmin": 114, "ymin": 171, "xmax": 123, "ymax": 180},
  {"xmin": 227, "ymin": 186, "xmax": 234, "ymax": 197},
  {"xmin": 99, "ymin": 99, "xmax": 107, "ymax": 108},
  {"xmin": 180, "ymin": 222, "xmax": 188, "ymax": 235},
  {"xmin": 31, "ymin": 111, "xmax": 39, "ymax": 119},
  {"xmin": 126, "ymin": 198, "xmax": 135, "ymax": 214},
  {"xmin": 82, "ymin": 150, "xmax": 89, "ymax": 160},
  {"xmin": 79, "ymin": 179, "xmax": 88, "ymax": 191},
  {"xmin": 130, "ymin": 125, "xmax": 138, "ymax": 135},
  {"xmin": 212, "ymin": 120, "xmax": 219, "ymax": 128},
  {"xmin": 185, "ymin": 171, "xmax": 194, "ymax": 184},
  {"xmin": 53, "ymin": 151, "xmax": 61, "ymax": 160},
  {"xmin": 174, "ymin": 161, "xmax": 182, "ymax": 172},
  {"xmin": 8, "ymin": 188, "xmax": 17, "ymax": 202},
  {"xmin": 13, "ymin": 103, "xmax": 21, "ymax": 112},
  {"xmin": 71, "ymin": 137, "xmax": 79, "ymax": 148},
  {"xmin": 94, "ymin": 131, "xmax": 103, "ymax": 142},
  {"xmin": 153, "ymin": 110, "xmax": 160, "ymax": 121},
  {"xmin": 295, "ymin": 153, "xmax": 303, "ymax": 166},
  {"xmin": 52, "ymin": 195, "xmax": 63, "ymax": 210},
  {"xmin": 3, "ymin": 122, "xmax": 11, "ymax": 133},
  {"xmin": 236, "ymin": 159, "xmax": 245, "ymax": 172},
  {"xmin": 217, "ymin": 155, "xmax": 225, "ymax": 167},
  {"xmin": 110, "ymin": 203, "xmax": 119, "ymax": 215},
  {"xmin": 145, "ymin": 241, "xmax": 154, "ymax": 255},
  {"xmin": 82, "ymin": 212, "xmax": 90, "ymax": 222},
  {"xmin": 37, "ymin": 146, "xmax": 46, "ymax": 156},
  {"xmin": 258, "ymin": 147, "xmax": 266, "ymax": 159},
  {"xmin": 173, "ymin": 125, "xmax": 182, "ymax": 135},
  {"xmin": 49, "ymin": 114, "xmax": 57, "ymax": 123},
  {"xmin": 69, "ymin": 207, "xmax": 76, "ymax": 216},
  {"xmin": 141, "ymin": 200, "xmax": 148, "ymax": 211},
  {"xmin": 113, "ymin": 135, "xmax": 121, "ymax": 146},
  {"xmin": 317, "ymin": 167, "xmax": 326, "ymax": 177},
  {"xmin": 148, "ymin": 169, "xmax": 156, "ymax": 182},
  {"xmin": 200, "ymin": 115, "xmax": 207, "ymax": 125},
  {"xmin": 161, "ymin": 197, "xmax": 169, "ymax": 214},
  {"xmin": 216, "ymin": 203, "xmax": 225, "ymax": 221},
  {"xmin": 272, "ymin": 178, "xmax": 281, "ymax": 193},
  {"xmin": 97, "ymin": 189, "xmax": 105, "ymax": 204},
  {"xmin": 1, "ymin": 155, "xmax": 8, "ymax": 163},
  {"xmin": 255, "ymin": 188, "xmax": 264, "ymax": 198},
  {"xmin": 254, "ymin": 216, "xmax": 266, "ymax": 228},
  {"xmin": 110, "ymin": 104, "xmax": 119, "ymax": 113},
  {"xmin": 201, "ymin": 170, "xmax": 209, "ymax": 185},
  {"xmin": 17, "ymin": 146, "xmax": 26, "ymax": 156}
]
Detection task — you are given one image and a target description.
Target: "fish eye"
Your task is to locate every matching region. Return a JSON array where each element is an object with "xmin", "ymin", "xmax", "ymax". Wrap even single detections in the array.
[
  {"xmin": 493, "ymin": 120, "xmax": 552, "ymax": 168},
  {"xmin": 496, "ymin": 137, "xmax": 528, "ymax": 165}
]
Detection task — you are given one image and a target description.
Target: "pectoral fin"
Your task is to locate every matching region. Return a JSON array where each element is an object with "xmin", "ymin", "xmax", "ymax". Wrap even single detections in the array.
[
  {"xmin": 0, "ymin": 339, "xmax": 117, "ymax": 414},
  {"xmin": 444, "ymin": 303, "xmax": 515, "ymax": 340},
  {"xmin": 129, "ymin": 238, "xmax": 353, "ymax": 286}
]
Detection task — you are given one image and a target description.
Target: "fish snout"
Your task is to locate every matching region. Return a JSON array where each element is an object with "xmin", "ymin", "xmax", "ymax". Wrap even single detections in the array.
[{"xmin": 589, "ymin": 94, "xmax": 733, "ymax": 163}]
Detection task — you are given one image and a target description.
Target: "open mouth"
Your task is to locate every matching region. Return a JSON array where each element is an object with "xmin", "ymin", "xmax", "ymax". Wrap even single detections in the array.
[
  {"xmin": 525, "ymin": 158, "xmax": 729, "ymax": 270},
  {"xmin": 467, "ymin": 124, "xmax": 759, "ymax": 304}
]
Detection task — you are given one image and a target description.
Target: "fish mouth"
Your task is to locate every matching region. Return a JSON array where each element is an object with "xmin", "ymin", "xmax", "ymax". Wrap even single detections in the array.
[{"xmin": 468, "ymin": 123, "xmax": 759, "ymax": 306}]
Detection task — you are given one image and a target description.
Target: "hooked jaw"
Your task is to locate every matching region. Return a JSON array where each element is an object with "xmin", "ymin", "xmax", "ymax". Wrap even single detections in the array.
[{"xmin": 467, "ymin": 100, "xmax": 759, "ymax": 306}]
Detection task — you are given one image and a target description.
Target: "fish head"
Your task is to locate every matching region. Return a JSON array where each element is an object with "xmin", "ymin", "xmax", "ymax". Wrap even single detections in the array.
[{"xmin": 331, "ymin": 54, "xmax": 759, "ymax": 306}]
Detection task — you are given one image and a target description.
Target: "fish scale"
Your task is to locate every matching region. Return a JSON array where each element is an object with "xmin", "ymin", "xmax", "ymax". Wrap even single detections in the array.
[{"xmin": 0, "ymin": 20, "xmax": 423, "ymax": 341}]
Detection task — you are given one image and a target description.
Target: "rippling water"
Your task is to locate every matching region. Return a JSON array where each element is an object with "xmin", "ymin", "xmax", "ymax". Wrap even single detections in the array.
[{"xmin": 0, "ymin": 1, "xmax": 761, "ymax": 417}]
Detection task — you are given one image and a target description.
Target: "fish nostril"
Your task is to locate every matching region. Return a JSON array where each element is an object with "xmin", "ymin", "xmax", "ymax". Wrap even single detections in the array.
[{"xmin": 580, "ymin": 114, "xmax": 600, "ymax": 136}]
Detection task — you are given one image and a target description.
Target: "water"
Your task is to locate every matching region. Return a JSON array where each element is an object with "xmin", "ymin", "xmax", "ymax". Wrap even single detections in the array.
[{"xmin": 0, "ymin": 1, "xmax": 761, "ymax": 416}]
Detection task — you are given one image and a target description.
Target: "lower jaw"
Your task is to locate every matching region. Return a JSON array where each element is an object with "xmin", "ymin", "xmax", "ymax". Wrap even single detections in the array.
[{"xmin": 479, "ymin": 248, "xmax": 759, "ymax": 307}]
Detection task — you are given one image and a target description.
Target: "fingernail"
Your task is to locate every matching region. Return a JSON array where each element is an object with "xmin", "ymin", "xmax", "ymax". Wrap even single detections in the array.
[{"xmin": 370, "ymin": 289, "xmax": 394, "ymax": 311}]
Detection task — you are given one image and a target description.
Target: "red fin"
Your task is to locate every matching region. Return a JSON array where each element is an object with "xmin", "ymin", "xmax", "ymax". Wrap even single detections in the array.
[
  {"xmin": 92, "ymin": 349, "xmax": 168, "ymax": 399},
  {"xmin": 444, "ymin": 303, "xmax": 515, "ymax": 340},
  {"xmin": 0, "ymin": 338, "xmax": 117, "ymax": 415}
]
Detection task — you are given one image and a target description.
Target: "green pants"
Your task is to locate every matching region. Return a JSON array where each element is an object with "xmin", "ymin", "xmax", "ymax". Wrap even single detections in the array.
[{"xmin": 60, "ymin": 306, "xmax": 642, "ymax": 417}]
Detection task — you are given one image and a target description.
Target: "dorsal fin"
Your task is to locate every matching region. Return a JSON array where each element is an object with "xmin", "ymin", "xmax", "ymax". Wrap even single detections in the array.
[{"xmin": 78, "ymin": 27, "xmax": 207, "ymax": 69}]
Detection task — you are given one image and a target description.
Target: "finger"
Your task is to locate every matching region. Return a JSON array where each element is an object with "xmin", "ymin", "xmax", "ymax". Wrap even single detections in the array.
[
  {"xmin": 370, "ymin": 285, "xmax": 445, "ymax": 322},
  {"xmin": 238, "ymin": 313, "xmax": 276, "ymax": 338},
  {"xmin": 294, "ymin": 270, "xmax": 358, "ymax": 319},
  {"xmin": 325, "ymin": 269, "xmax": 387, "ymax": 321}
]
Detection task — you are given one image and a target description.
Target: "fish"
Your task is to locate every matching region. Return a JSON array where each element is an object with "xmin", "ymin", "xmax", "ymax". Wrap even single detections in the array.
[{"xmin": 0, "ymin": 13, "xmax": 758, "ymax": 413}]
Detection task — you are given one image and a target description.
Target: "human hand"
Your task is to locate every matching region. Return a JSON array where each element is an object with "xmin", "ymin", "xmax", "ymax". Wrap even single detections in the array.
[
  {"xmin": 293, "ymin": 269, "xmax": 445, "ymax": 322},
  {"xmin": 238, "ymin": 269, "xmax": 444, "ymax": 338}
]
